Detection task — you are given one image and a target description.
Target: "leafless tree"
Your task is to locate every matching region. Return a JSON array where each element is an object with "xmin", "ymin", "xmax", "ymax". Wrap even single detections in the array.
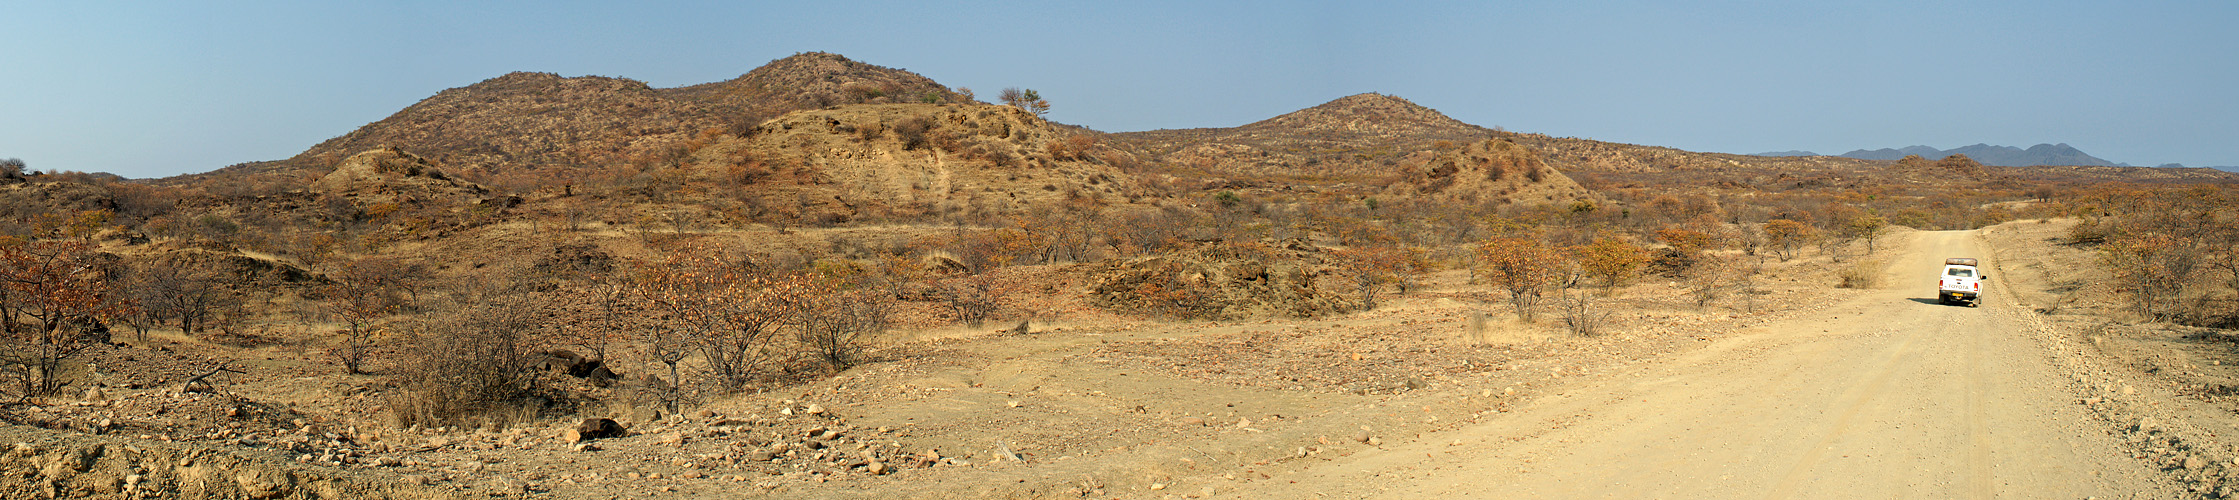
[
  {"xmin": 998, "ymin": 88, "xmax": 1049, "ymax": 117},
  {"xmin": 787, "ymin": 284, "xmax": 891, "ymax": 371},
  {"xmin": 320, "ymin": 258, "xmax": 412, "ymax": 374},
  {"xmin": 132, "ymin": 262, "xmax": 236, "ymax": 336},
  {"xmin": 0, "ymin": 240, "xmax": 123, "ymax": 398},
  {"xmin": 939, "ymin": 275, "xmax": 999, "ymax": 328}
]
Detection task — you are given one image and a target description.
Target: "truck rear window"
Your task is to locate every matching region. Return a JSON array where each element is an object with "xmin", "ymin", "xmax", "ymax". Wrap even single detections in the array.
[{"xmin": 1947, "ymin": 268, "xmax": 1974, "ymax": 277}]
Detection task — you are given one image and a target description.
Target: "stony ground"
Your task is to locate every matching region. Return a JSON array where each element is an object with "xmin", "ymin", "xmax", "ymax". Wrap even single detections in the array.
[{"xmin": 7, "ymin": 221, "xmax": 2236, "ymax": 499}]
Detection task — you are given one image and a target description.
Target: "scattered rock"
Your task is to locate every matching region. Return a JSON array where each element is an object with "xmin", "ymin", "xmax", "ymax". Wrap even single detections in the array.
[
  {"xmin": 1178, "ymin": 417, "xmax": 1206, "ymax": 426},
  {"xmin": 805, "ymin": 404, "xmax": 826, "ymax": 415},
  {"xmin": 565, "ymin": 418, "xmax": 627, "ymax": 443},
  {"xmin": 232, "ymin": 468, "xmax": 294, "ymax": 499}
]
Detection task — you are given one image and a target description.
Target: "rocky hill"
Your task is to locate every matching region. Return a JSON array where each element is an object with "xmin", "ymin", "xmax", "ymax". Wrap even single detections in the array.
[
  {"xmin": 676, "ymin": 102, "xmax": 1142, "ymax": 222},
  {"xmin": 164, "ymin": 52, "xmax": 965, "ymax": 193},
  {"xmin": 1109, "ymin": 94, "xmax": 1499, "ymax": 183},
  {"xmin": 660, "ymin": 51, "xmax": 962, "ymax": 120},
  {"xmin": 146, "ymin": 50, "xmax": 2233, "ymax": 217},
  {"xmin": 1106, "ymin": 94, "xmax": 1593, "ymax": 206}
]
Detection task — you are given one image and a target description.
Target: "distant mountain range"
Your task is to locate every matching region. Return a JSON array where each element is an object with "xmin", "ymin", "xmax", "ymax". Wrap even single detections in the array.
[{"xmin": 1753, "ymin": 143, "xmax": 2125, "ymax": 167}]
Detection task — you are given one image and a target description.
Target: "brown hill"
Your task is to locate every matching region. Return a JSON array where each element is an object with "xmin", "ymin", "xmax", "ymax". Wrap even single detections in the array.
[
  {"xmin": 661, "ymin": 51, "xmax": 962, "ymax": 120},
  {"xmin": 1110, "ymin": 93, "xmax": 1498, "ymax": 183},
  {"xmin": 1381, "ymin": 139, "xmax": 1590, "ymax": 205},
  {"xmin": 164, "ymin": 52, "xmax": 965, "ymax": 193},
  {"xmin": 678, "ymin": 102, "xmax": 1141, "ymax": 223},
  {"xmin": 311, "ymin": 147, "xmax": 488, "ymax": 196},
  {"xmin": 1108, "ymin": 94, "xmax": 1588, "ymax": 206}
]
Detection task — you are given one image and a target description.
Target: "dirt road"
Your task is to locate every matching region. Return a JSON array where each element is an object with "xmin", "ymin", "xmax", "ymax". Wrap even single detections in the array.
[{"xmin": 1260, "ymin": 230, "xmax": 2174, "ymax": 499}]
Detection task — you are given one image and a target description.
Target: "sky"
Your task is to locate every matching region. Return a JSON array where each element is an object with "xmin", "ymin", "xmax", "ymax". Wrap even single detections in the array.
[{"xmin": 3, "ymin": 0, "xmax": 2236, "ymax": 179}]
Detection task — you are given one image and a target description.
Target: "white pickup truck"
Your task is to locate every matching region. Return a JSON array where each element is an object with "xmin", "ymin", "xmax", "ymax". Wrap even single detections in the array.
[{"xmin": 1938, "ymin": 258, "xmax": 1986, "ymax": 307}]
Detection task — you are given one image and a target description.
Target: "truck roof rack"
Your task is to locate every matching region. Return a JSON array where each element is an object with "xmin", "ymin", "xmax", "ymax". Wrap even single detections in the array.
[{"xmin": 1945, "ymin": 258, "xmax": 1978, "ymax": 266}]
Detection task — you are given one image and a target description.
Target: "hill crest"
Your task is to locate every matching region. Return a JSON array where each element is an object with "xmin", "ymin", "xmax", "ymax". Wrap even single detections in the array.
[
  {"xmin": 1239, "ymin": 93, "xmax": 1482, "ymax": 136},
  {"xmin": 167, "ymin": 52, "xmax": 968, "ymax": 193}
]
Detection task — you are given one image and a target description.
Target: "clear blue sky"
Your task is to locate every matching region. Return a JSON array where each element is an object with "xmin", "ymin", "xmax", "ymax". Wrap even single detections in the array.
[{"xmin": 4, "ymin": 0, "xmax": 2235, "ymax": 179}]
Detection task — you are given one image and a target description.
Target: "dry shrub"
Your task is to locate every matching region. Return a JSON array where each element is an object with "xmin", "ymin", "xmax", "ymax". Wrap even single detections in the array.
[
  {"xmin": 1571, "ymin": 237, "xmax": 1649, "ymax": 291},
  {"xmin": 1089, "ymin": 242, "xmax": 1356, "ymax": 320},
  {"xmin": 1684, "ymin": 255, "xmax": 1748, "ymax": 310},
  {"xmin": 385, "ymin": 279, "xmax": 548, "ymax": 429},
  {"xmin": 2102, "ymin": 232, "xmax": 2201, "ymax": 321},
  {"xmin": 984, "ymin": 149, "xmax": 1016, "ymax": 167},
  {"xmin": 2066, "ymin": 217, "xmax": 2111, "ymax": 245},
  {"xmin": 1556, "ymin": 289, "xmax": 1608, "ymax": 336},
  {"xmin": 784, "ymin": 279, "xmax": 892, "ymax": 371},
  {"xmin": 894, "ymin": 117, "xmax": 934, "ymax": 150},
  {"xmin": 937, "ymin": 275, "xmax": 1001, "ymax": 328},
  {"xmin": 1836, "ymin": 259, "xmax": 1883, "ymax": 289},
  {"xmin": 1464, "ymin": 310, "xmax": 1490, "ymax": 345},
  {"xmin": 1476, "ymin": 236, "xmax": 1571, "ymax": 322}
]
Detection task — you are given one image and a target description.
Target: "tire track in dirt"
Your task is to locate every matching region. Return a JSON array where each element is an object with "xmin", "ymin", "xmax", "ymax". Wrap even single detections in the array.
[
  {"xmin": 1761, "ymin": 322, "xmax": 1924, "ymax": 499},
  {"xmin": 1965, "ymin": 304, "xmax": 1995, "ymax": 499}
]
